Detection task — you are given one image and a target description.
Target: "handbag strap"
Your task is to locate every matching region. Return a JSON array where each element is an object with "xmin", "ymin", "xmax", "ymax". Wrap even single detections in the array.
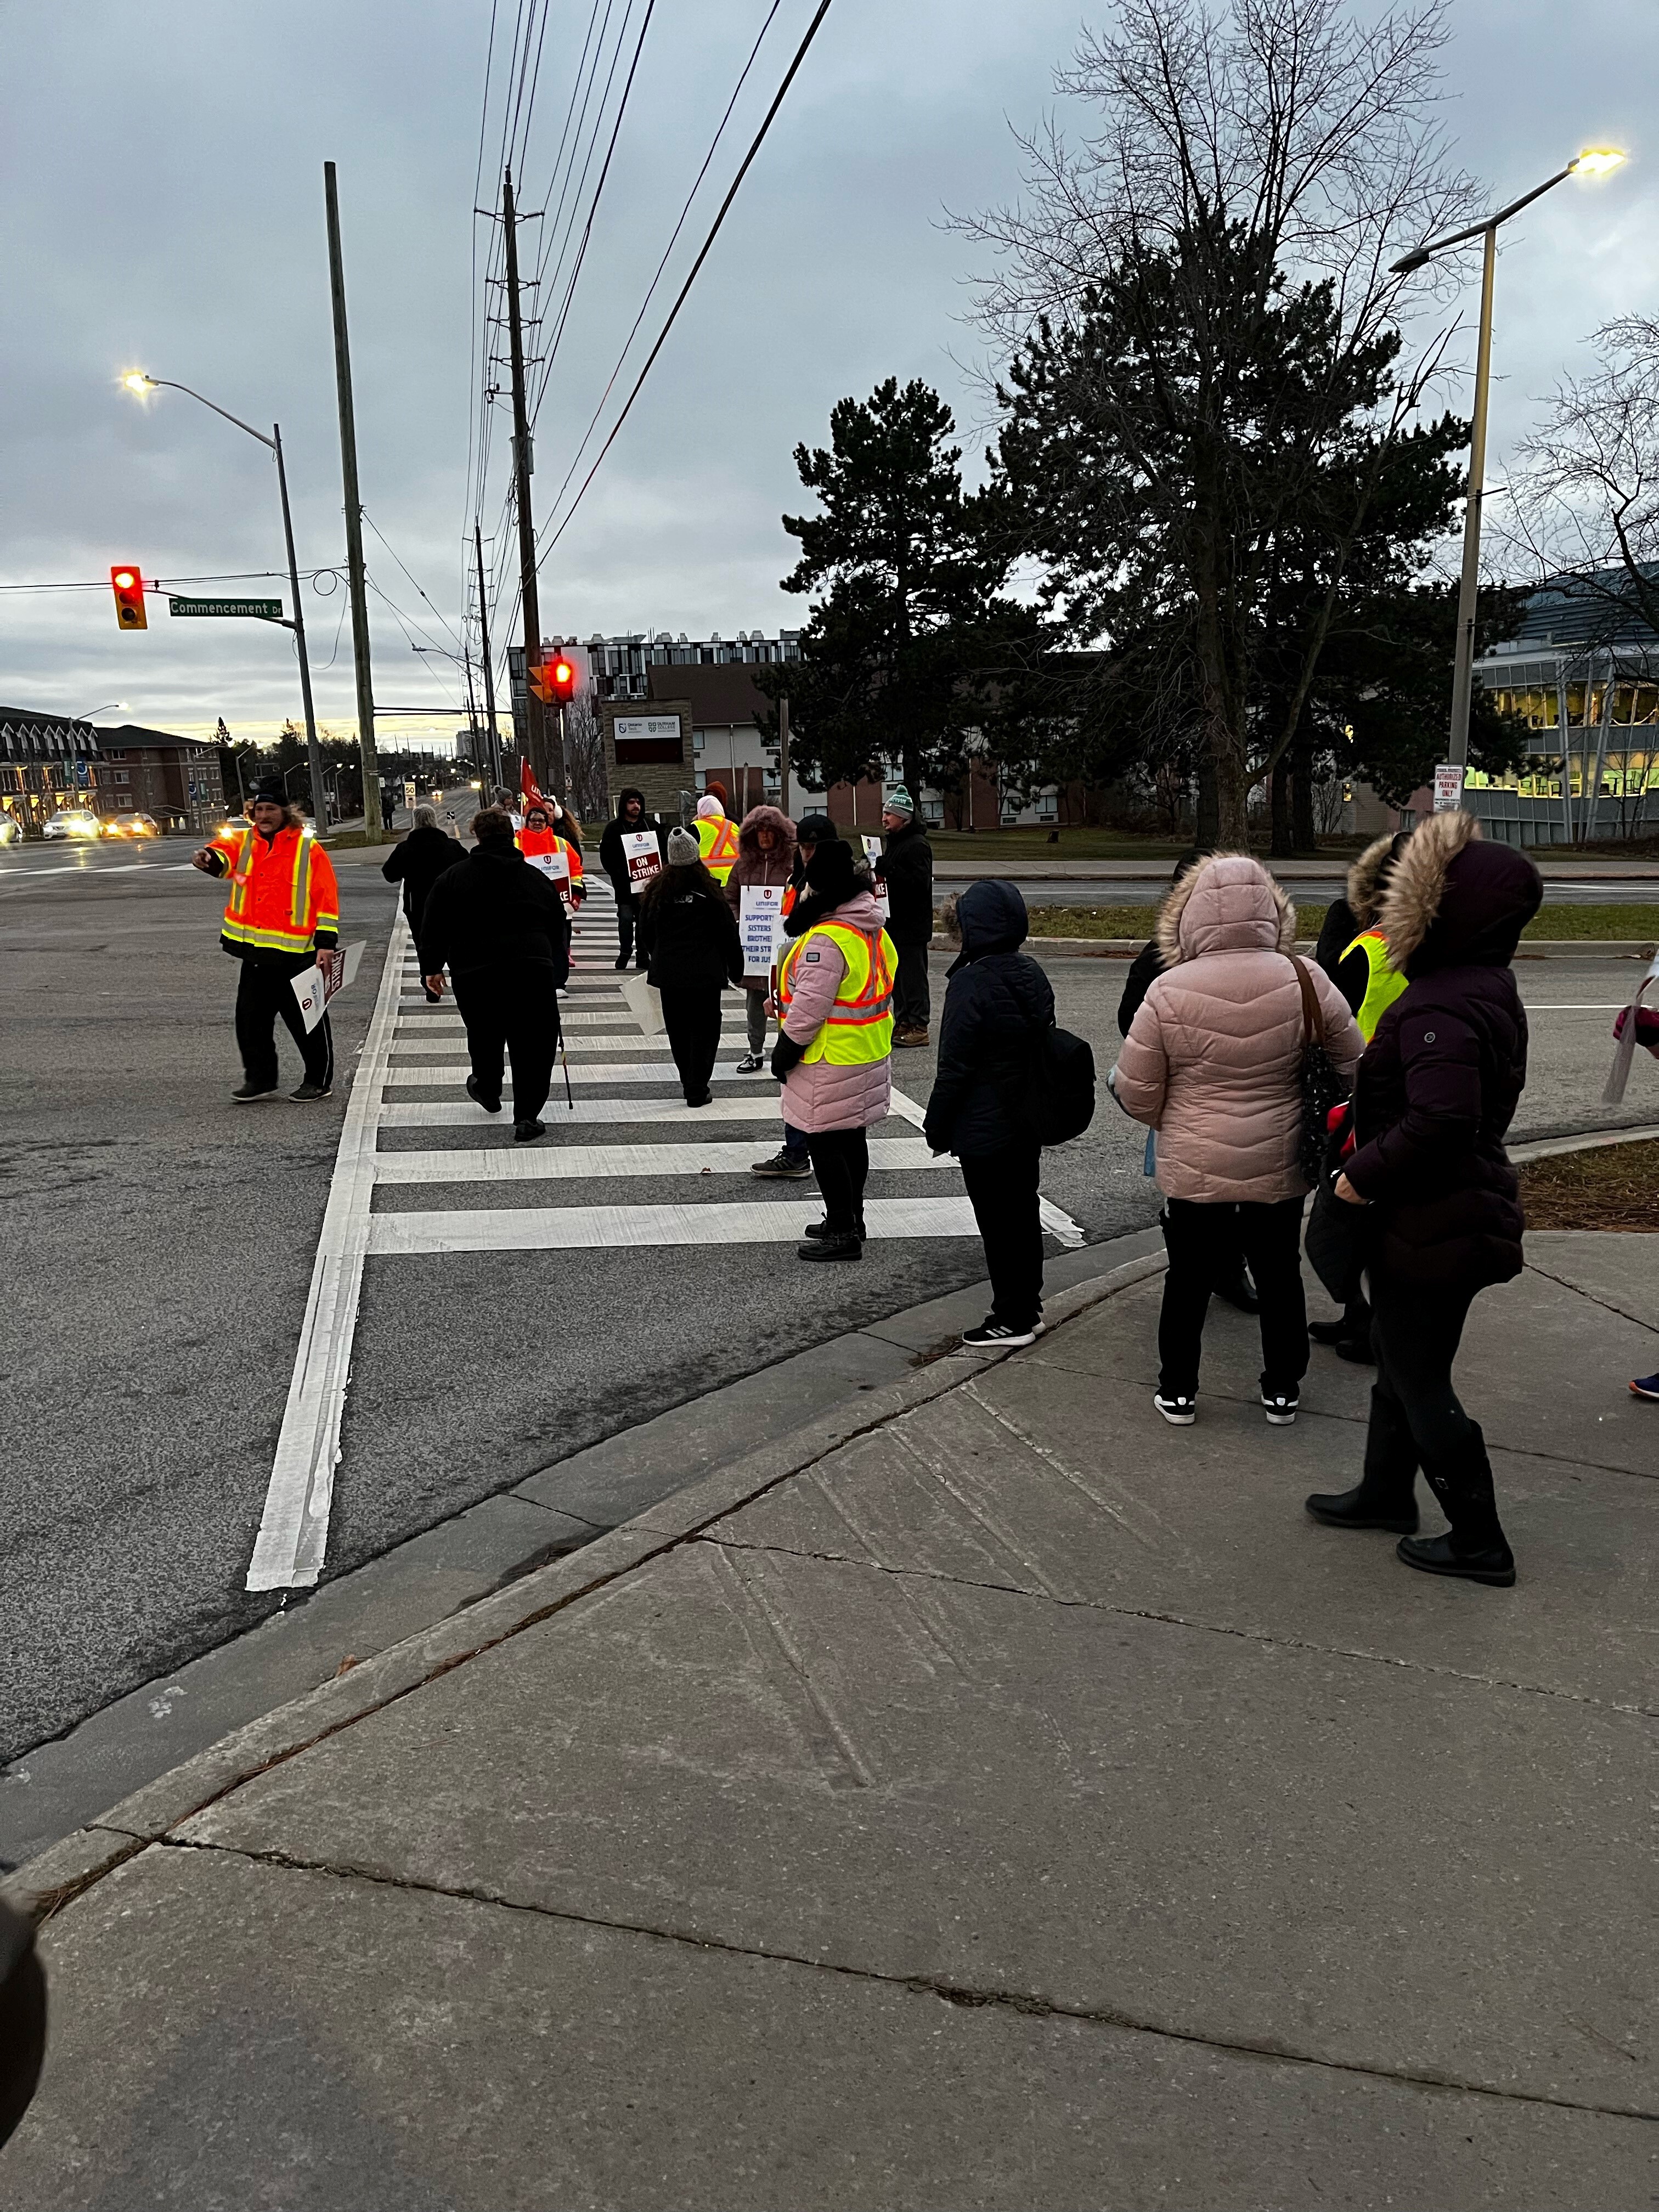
[{"xmin": 1286, "ymin": 953, "xmax": 1324, "ymax": 1049}]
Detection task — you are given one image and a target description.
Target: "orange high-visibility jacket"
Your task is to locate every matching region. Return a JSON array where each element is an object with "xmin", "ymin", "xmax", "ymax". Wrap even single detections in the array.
[
  {"xmin": 202, "ymin": 823, "xmax": 339, "ymax": 956},
  {"xmin": 696, "ymin": 813, "xmax": 741, "ymax": 883},
  {"xmin": 517, "ymin": 827, "xmax": 584, "ymax": 893}
]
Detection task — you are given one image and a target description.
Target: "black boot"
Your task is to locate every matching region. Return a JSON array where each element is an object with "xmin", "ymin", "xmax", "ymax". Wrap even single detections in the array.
[
  {"xmin": 1306, "ymin": 1483, "xmax": 1418, "ymax": 1534},
  {"xmin": 804, "ymin": 1214, "xmax": 865, "ymax": 1242},
  {"xmin": 798, "ymin": 1231, "xmax": 862, "ymax": 1262},
  {"xmin": 1307, "ymin": 1381, "xmax": 1419, "ymax": 1532},
  {"xmin": 1396, "ymin": 1533, "xmax": 1515, "ymax": 1587},
  {"xmin": 1406, "ymin": 1421, "xmax": 1514, "ymax": 1583}
]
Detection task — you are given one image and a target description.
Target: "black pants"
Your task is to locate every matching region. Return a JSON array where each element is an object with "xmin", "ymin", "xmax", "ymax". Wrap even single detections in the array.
[
  {"xmin": 234, "ymin": 952, "xmax": 334, "ymax": 1091},
  {"xmin": 1158, "ymin": 1197, "xmax": 1306, "ymax": 1396},
  {"xmin": 806, "ymin": 1126, "xmax": 870, "ymax": 1234},
  {"xmin": 1363, "ymin": 1270, "xmax": 1505, "ymax": 1550},
  {"xmin": 452, "ymin": 962, "xmax": 560, "ymax": 1122},
  {"xmin": 616, "ymin": 890, "xmax": 638, "ymax": 964},
  {"xmin": 660, "ymin": 985, "xmax": 723, "ymax": 1103},
  {"xmin": 894, "ymin": 941, "xmax": 930, "ymax": 1031},
  {"xmin": 960, "ymin": 1144, "xmax": 1044, "ymax": 1328}
]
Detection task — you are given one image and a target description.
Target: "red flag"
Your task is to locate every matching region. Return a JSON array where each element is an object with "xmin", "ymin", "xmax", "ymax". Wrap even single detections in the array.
[{"xmin": 520, "ymin": 758, "xmax": 546, "ymax": 814}]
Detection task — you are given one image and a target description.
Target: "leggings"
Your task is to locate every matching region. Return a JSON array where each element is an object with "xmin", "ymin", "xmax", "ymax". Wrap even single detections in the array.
[{"xmin": 805, "ymin": 1126, "xmax": 870, "ymax": 1235}]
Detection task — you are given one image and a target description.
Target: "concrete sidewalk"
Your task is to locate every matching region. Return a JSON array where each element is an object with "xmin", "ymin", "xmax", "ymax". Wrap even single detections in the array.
[{"xmin": 4, "ymin": 1235, "xmax": 1655, "ymax": 2208}]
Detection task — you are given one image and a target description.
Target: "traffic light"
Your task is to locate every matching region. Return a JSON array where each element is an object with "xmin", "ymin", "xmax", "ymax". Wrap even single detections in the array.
[
  {"xmin": 551, "ymin": 656, "xmax": 576, "ymax": 706},
  {"xmin": 110, "ymin": 565, "xmax": 147, "ymax": 631},
  {"xmin": 528, "ymin": 662, "xmax": 554, "ymax": 703}
]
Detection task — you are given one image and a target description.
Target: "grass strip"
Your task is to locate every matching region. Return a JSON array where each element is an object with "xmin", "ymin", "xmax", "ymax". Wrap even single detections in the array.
[
  {"xmin": 1519, "ymin": 1140, "xmax": 1659, "ymax": 1232},
  {"xmin": 1018, "ymin": 901, "xmax": 1659, "ymax": 942}
]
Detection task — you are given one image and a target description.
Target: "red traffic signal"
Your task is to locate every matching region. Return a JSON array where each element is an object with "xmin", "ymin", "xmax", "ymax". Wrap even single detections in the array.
[
  {"xmin": 110, "ymin": 565, "xmax": 148, "ymax": 631},
  {"xmin": 551, "ymin": 657, "xmax": 576, "ymax": 704}
]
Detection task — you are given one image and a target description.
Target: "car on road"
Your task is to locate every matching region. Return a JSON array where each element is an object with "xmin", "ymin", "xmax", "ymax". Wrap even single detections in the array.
[
  {"xmin": 41, "ymin": 809, "xmax": 101, "ymax": 842},
  {"xmin": 100, "ymin": 812, "xmax": 160, "ymax": 839},
  {"xmin": 0, "ymin": 815, "xmax": 20, "ymax": 847}
]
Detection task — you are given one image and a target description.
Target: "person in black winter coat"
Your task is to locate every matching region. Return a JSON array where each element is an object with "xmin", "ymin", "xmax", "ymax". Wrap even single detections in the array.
[
  {"xmin": 873, "ymin": 787, "xmax": 934, "ymax": 1045},
  {"xmin": 419, "ymin": 808, "xmax": 572, "ymax": 1140},
  {"xmin": 923, "ymin": 880, "xmax": 1053, "ymax": 1348},
  {"xmin": 637, "ymin": 829, "xmax": 744, "ymax": 1105},
  {"xmin": 598, "ymin": 787, "xmax": 667, "ymax": 969},
  {"xmin": 1307, "ymin": 812, "xmax": 1542, "ymax": 1587},
  {"xmin": 383, "ymin": 804, "xmax": 468, "ymax": 1001}
]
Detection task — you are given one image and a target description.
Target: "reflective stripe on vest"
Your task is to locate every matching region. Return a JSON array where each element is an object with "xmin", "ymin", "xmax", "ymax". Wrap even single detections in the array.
[
  {"xmin": 221, "ymin": 825, "xmax": 328, "ymax": 952},
  {"xmin": 776, "ymin": 919, "xmax": 896, "ymax": 1065},
  {"xmin": 698, "ymin": 815, "xmax": 740, "ymax": 877},
  {"xmin": 1342, "ymin": 928, "xmax": 1408, "ymax": 1042}
]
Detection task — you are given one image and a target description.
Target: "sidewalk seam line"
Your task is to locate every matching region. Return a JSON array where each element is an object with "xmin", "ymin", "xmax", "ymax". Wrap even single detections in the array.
[{"xmin": 148, "ymin": 1832, "xmax": 1659, "ymax": 2128}]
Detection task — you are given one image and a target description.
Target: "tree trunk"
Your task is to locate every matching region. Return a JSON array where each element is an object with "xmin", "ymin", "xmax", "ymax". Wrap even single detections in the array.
[
  {"xmin": 1270, "ymin": 753, "xmax": 1293, "ymax": 857},
  {"xmin": 1291, "ymin": 735, "xmax": 1318, "ymax": 855},
  {"xmin": 1195, "ymin": 758, "xmax": 1220, "ymax": 849},
  {"xmin": 1210, "ymin": 723, "xmax": 1250, "ymax": 848}
]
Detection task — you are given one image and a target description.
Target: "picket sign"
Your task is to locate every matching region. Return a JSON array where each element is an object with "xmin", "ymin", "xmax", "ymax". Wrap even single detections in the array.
[
  {"xmin": 291, "ymin": 940, "xmax": 366, "ymax": 1033},
  {"xmin": 619, "ymin": 970, "xmax": 666, "ymax": 1036},
  {"xmin": 862, "ymin": 835, "xmax": 893, "ymax": 922},
  {"xmin": 622, "ymin": 828, "xmax": 662, "ymax": 890},
  {"xmin": 739, "ymin": 882, "xmax": 787, "ymax": 979},
  {"xmin": 1602, "ymin": 950, "xmax": 1659, "ymax": 1105}
]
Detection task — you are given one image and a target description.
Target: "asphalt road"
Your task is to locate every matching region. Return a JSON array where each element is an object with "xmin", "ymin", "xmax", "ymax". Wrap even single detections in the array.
[{"xmin": 1, "ymin": 837, "xmax": 1652, "ymax": 1793}]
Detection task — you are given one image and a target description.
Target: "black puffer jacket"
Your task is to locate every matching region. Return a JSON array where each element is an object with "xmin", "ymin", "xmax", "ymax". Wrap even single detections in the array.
[
  {"xmin": 417, "ymin": 843, "xmax": 572, "ymax": 981},
  {"xmin": 923, "ymin": 881, "xmax": 1055, "ymax": 1158},
  {"xmin": 876, "ymin": 817, "xmax": 934, "ymax": 947},
  {"xmin": 1346, "ymin": 816, "xmax": 1542, "ymax": 1291},
  {"xmin": 637, "ymin": 878, "xmax": 743, "ymax": 991},
  {"xmin": 599, "ymin": 790, "xmax": 665, "ymax": 898},
  {"xmin": 381, "ymin": 821, "xmax": 468, "ymax": 930}
]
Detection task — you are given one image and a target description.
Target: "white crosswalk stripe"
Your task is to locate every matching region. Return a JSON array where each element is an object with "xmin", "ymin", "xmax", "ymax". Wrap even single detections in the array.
[{"xmin": 250, "ymin": 880, "xmax": 1085, "ymax": 1592}]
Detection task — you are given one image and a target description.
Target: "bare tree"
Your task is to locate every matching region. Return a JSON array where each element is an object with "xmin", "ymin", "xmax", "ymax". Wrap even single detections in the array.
[
  {"xmin": 1503, "ymin": 317, "xmax": 1659, "ymax": 648},
  {"xmin": 562, "ymin": 695, "xmax": 609, "ymax": 826},
  {"xmin": 958, "ymin": 0, "xmax": 1478, "ymax": 844}
]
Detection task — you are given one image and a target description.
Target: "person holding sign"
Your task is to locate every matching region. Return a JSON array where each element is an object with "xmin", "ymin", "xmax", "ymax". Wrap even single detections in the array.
[
  {"xmin": 191, "ymin": 778, "xmax": 341, "ymax": 1103},
  {"xmin": 724, "ymin": 805, "xmax": 796, "ymax": 1072},
  {"xmin": 517, "ymin": 804, "xmax": 584, "ymax": 909},
  {"xmin": 637, "ymin": 829, "xmax": 743, "ymax": 1107},
  {"xmin": 599, "ymin": 787, "xmax": 665, "ymax": 970}
]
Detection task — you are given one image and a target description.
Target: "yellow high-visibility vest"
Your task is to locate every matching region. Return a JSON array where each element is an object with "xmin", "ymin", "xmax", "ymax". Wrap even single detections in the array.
[
  {"xmin": 1342, "ymin": 928, "xmax": 1408, "ymax": 1042},
  {"xmin": 696, "ymin": 813, "xmax": 741, "ymax": 882},
  {"xmin": 777, "ymin": 919, "xmax": 896, "ymax": 1064}
]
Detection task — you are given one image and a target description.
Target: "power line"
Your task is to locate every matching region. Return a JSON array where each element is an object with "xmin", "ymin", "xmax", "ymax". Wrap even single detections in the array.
[
  {"xmin": 362, "ymin": 510, "xmax": 464, "ymax": 653},
  {"xmin": 538, "ymin": 0, "xmax": 836, "ymax": 567}
]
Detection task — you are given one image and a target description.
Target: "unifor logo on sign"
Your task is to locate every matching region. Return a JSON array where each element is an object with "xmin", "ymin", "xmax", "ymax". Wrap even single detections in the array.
[{"xmin": 613, "ymin": 714, "xmax": 682, "ymax": 764}]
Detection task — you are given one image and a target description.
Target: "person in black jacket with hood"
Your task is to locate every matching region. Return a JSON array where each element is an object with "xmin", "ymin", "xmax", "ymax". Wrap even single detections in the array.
[
  {"xmin": 1307, "ymin": 812, "xmax": 1542, "ymax": 1587},
  {"xmin": 873, "ymin": 786, "xmax": 934, "ymax": 1045},
  {"xmin": 924, "ymin": 880, "xmax": 1053, "ymax": 1349},
  {"xmin": 637, "ymin": 828, "xmax": 744, "ymax": 1106},
  {"xmin": 383, "ymin": 804, "xmax": 468, "ymax": 1001},
  {"xmin": 598, "ymin": 787, "xmax": 666, "ymax": 970},
  {"xmin": 419, "ymin": 807, "xmax": 571, "ymax": 1141}
]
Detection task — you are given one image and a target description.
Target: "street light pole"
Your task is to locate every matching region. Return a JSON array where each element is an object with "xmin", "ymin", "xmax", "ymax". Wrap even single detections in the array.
[
  {"xmin": 120, "ymin": 374, "xmax": 326, "ymax": 825},
  {"xmin": 1391, "ymin": 150, "xmax": 1626, "ymax": 773}
]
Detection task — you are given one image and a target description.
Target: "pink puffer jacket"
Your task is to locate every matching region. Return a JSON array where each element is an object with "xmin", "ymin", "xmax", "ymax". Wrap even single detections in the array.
[
  {"xmin": 779, "ymin": 888, "xmax": 894, "ymax": 1133},
  {"xmin": 1114, "ymin": 854, "xmax": 1362, "ymax": 1203}
]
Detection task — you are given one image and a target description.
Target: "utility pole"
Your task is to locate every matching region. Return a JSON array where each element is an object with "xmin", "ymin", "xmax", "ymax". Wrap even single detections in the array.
[
  {"xmin": 272, "ymin": 423, "xmax": 327, "ymax": 826},
  {"xmin": 324, "ymin": 159, "xmax": 383, "ymax": 837},
  {"xmin": 503, "ymin": 167, "xmax": 559, "ymax": 796},
  {"xmin": 778, "ymin": 693, "xmax": 791, "ymax": 820},
  {"xmin": 475, "ymin": 518, "xmax": 501, "ymax": 794}
]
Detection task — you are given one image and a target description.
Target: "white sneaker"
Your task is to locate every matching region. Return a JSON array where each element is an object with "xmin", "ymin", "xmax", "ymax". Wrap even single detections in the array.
[
  {"xmin": 1261, "ymin": 1388, "xmax": 1300, "ymax": 1427},
  {"xmin": 1153, "ymin": 1391, "xmax": 1197, "ymax": 1426}
]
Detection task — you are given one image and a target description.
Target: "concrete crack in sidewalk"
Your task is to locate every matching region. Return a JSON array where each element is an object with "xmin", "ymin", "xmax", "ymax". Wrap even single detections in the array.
[
  {"xmin": 152, "ymin": 1831, "xmax": 1659, "ymax": 2128},
  {"xmin": 693, "ymin": 1535, "xmax": 1659, "ymax": 1719},
  {"xmin": 1524, "ymin": 1258, "xmax": 1657, "ymax": 1338}
]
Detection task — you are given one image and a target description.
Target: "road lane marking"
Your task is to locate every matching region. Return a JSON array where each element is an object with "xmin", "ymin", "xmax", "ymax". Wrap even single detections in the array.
[
  {"xmin": 368, "ymin": 1194, "xmax": 983, "ymax": 1255},
  {"xmin": 379, "ymin": 1095, "xmax": 789, "ymax": 1127},
  {"xmin": 245, "ymin": 913, "xmax": 408, "ymax": 1594},
  {"xmin": 373, "ymin": 1137, "xmax": 943, "ymax": 1183},
  {"xmin": 381, "ymin": 1061, "xmax": 773, "ymax": 1086}
]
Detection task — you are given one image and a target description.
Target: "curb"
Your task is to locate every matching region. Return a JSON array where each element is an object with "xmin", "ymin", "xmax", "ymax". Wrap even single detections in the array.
[
  {"xmin": 3, "ymin": 1240, "xmax": 1168, "ymax": 1925},
  {"xmin": 1024, "ymin": 936, "xmax": 1657, "ymax": 957},
  {"xmin": 1509, "ymin": 1122, "xmax": 1659, "ymax": 1164}
]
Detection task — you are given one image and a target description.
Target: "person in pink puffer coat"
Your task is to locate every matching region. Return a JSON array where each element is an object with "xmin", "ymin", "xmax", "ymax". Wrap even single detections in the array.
[
  {"xmin": 1114, "ymin": 852, "xmax": 1361, "ymax": 1428},
  {"xmin": 772, "ymin": 837, "xmax": 894, "ymax": 1261}
]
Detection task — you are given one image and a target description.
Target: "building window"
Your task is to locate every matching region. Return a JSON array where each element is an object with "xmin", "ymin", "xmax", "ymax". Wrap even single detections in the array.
[{"xmin": 112, "ymin": 769, "xmax": 129, "ymax": 785}]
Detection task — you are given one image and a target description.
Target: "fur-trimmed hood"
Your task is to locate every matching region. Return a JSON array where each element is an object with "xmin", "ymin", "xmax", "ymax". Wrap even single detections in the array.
[
  {"xmin": 1155, "ymin": 851, "xmax": 1296, "ymax": 965},
  {"xmin": 1347, "ymin": 831, "xmax": 1411, "ymax": 929},
  {"xmin": 1378, "ymin": 812, "xmax": 1542, "ymax": 974},
  {"xmin": 737, "ymin": 803, "xmax": 796, "ymax": 858}
]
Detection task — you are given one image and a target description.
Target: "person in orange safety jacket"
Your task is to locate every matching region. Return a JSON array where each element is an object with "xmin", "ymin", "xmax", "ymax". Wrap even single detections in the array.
[
  {"xmin": 192, "ymin": 780, "xmax": 341, "ymax": 1102},
  {"xmin": 517, "ymin": 803, "xmax": 585, "ymax": 908}
]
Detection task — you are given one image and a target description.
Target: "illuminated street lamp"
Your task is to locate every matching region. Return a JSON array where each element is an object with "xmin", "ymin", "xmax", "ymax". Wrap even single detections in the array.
[
  {"xmin": 1391, "ymin": 151, "xmax": 1627, "ymax": 776},
  {"xmin": 120, "ymin": 373, "xmax": 326, "ymax": 823}
]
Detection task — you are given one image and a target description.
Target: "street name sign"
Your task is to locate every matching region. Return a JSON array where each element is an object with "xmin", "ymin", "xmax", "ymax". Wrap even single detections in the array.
[{"xmin": 168, "ymin": 595, "xmax": 284, "ymax": 620}]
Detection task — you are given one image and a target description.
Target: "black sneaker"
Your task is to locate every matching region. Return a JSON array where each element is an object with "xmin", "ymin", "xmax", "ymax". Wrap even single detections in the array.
[
  {"xmin": 1262, "ymin": 1386, "xmax": 1300, "ymax": 1426},
  {"xmin": 613, "ymin": 954, "xmax": 629, "ymax": 971},
  {"xmin": 962, "ymin": 1319, "xmax": 1038, "ymax": 1350},
  {"xmin": 735, "ymin": 1051, "xmax": 765, "ymax": 1074},
  {"xmin": 514, "ymin": 1119, "xmax": 546, "ymax": 1142},
  {"xmin": 686, "ymin": 1088, "xmax": 714, "ymax": 1108},
  {"xmin": 289, "ymin": 1081, "xmax": 333, "ymax": 1102},
  {"xmin": 751, "ymin": 1147, "xmax": 812, "ymax": 1178},
  {"xmin": 797, "ymin": 1232, "xmax": 862, "ymax": 1262},
  {"xmin": 466, "ymin": 1074, "xmax": 502, "ymax": 1115},
  {"xmin": 804, "ymin": 1216, "xmax": 865, "ymax": 1242},
  {"xmin": 231, "ymin": 1081, "xmax": 278, "ymax": 1102},
  {"xmin": 1153, "ymin": 1391, "xmax": 1197, "ymax": 1426}
]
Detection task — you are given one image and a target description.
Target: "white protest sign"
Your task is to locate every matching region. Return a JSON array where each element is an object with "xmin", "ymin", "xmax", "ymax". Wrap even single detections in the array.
[
  {"xmin": 619, "ymin": 970, "xmax": 665, "ymax": 1035},
  {"xmin": 622, "ymin": 827, "xmax": 662, "ymax": 890},
  {"xmin": 526, "ymin": 848, "xmax": 571, "ymax": 889},
  {"xmin": 1432, "ymin": 762, "xmax": 1465, "ymax": 812},
  {"xmin": 740, "ymin": 882, "xmax": 786, "ymax": 978},
  {"xmin": 862, "ymin": 833, "xmax": 891, "ymax": 921},
  {"xmin": 1602, "ymin": 950, "xmax": 1659, "ymax": 1105},
  {"xmin": 290, "ymin": 939, "xmax": 365, "ymax": 1033}
]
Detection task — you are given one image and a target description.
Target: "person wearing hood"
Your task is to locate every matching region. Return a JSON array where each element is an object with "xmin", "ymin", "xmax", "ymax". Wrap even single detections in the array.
[
  {"xmin": 750, "ymin": 813, "xmax": 837, "ymax": 1179},
  {"xmin": 637, "ymin": 828, "xmax": 744, "ymax": 1107},
  {"xmin": 692, "ymin": 791, "xmax": 741, "ymax": 884},
  {"xmin": 924, "ymin": 882, "xmax": 1054, "ymax": 1347},
  {"xmin": 873, "ymin": 786, "xmax": 934, "ymax": 1047},
  {"xmin": 724, "ymin": 804, "xmax": 797, "ymax": 1072},
  {"xmin": 419, "ymin": 807, "xmax": 571, "ymax": 1141},
  {"xmin": 772, "ymin": 837, "xmax": 896, "ymax": 1261},
  {"xmin": 599, "ymin": 787, "xmax": 665, "ymax": 970},
  {"xmin": 1309, "ymin": 814, "xmax": 1542, "ymax": 1587},
  {"xmin": 382, "ymin": 803, "xmax": 467, "ymax": 1002},
  {"xmin": 1115, "ymin": 854, "xmax": 1363, "ymax": 1428}
]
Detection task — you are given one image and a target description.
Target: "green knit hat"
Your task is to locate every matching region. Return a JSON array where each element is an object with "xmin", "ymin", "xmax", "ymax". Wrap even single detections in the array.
[{"xmin": 884, "ymin": 785, "xmax": 915, "ymax": 817}]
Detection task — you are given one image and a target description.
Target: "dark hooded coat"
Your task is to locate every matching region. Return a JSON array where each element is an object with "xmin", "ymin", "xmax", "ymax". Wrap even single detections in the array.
[
  {"xmin": 923, "ymin": 881, "xmax": 1055, "ymax": 1158},
  {"xmin": 1314, "ymin": 830, "xmax": 1410, "ymax": 1016},
  {"xmin": 724, "ymin": 804, "xmax": 797, "ymax": 992},
  {"xmin": 381, "ymin": 821, "xmax": 469, "ymax": 931},
  {"xmin": 599, "ymin": 789, "xmax": 666, "ymax": 899},
  {"xmin": 1345, "ymin": 814, "xmax": 1543, "ymax": 1291},
  {"xmin": 875, "ymin": 816, "xmax": 934, "ymax": 947}
]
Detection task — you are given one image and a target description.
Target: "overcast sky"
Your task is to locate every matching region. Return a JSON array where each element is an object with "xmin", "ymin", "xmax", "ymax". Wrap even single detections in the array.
[{"xmin": 2, "ymin": 0, "xmax": 1655, "ymax": 749}]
